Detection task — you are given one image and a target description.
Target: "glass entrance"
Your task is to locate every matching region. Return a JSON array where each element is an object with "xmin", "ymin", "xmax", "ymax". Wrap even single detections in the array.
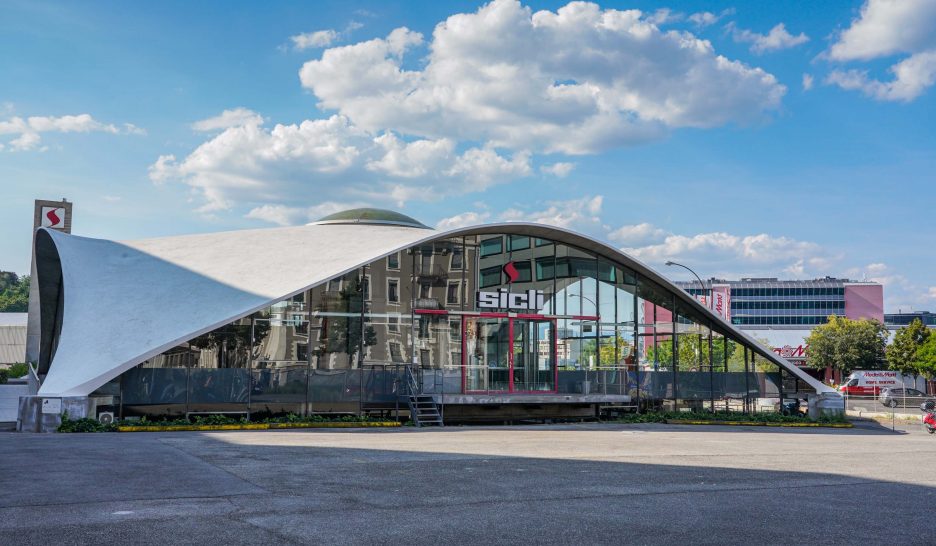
[
  {"xmin": 463, "ymin": 316, "xmax": 556, "ymax": 393},
  {"xmin": 512, "ymin": 319, "xmax": 555, "ymax": 392},
  {"xmin": 464, "ymin": 317, "xmax": 510, "ymax": 391}
]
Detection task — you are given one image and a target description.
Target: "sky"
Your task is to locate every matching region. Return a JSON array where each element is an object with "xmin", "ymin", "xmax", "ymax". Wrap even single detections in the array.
[{"xmin": 1, "ymin": 0, "xmax": 934, "ymax": 312}]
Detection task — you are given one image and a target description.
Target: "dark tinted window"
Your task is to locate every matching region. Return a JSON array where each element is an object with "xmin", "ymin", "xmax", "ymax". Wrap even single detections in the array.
[
  {"xmin": 480, "ymin": 237, "xmax": 503, "ymax": 257},
  {"xmin": 480, "ymin": 266, "xmax": 501, "ymax": 288},
  {"xmin": 507, "ymin": 235, "xmax": 530, "ymax": 251}
]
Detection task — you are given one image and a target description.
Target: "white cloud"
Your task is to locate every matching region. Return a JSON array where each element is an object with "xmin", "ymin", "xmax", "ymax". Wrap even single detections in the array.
[
  {"xmin": 826, "ymin": 51, "xmax": 936, "ymax": 102},
  {"xmin": 435, "ymin": 211, "xmax": 492, "ymax": 230},
  {"xmin": 0, "ymin": 113, "xmax": 137, "ymax": 151},
  {"xmin": 729, "ymin": 22, "xmax": 809, "ymax": 54},
  {"xmin": 928, "ymin": 287, "xmax": 936, "ymax": 299},
  {"xmin": 540, "ymin": 162, "xmax": 575, "ymax": 177},
  {"xmin": 828, "ymin": 0, "xmax": 936, "ymax": 62},
  {"xmin": 291, "ymin": 29, "xmax": 340, "ymax": 50},
  {"xmin": 299, "ymin": 0, "xmax": 785, "ymax": 155},
  {"xmin": 289, "ymin": 21, "xmax": 365, "ymax": 51},
  {"xmin": 646, "ymin": 8, "xmax": 682, "ymax": 25},
  {"xmin": 150, "ymin": 113, "xmax": 532, "ymax": 212},
  {"xmin": 439, "ymin": 195, "xmax": 604, "ymax": 233},
  {"xmin": 244, "ymin": 201, "xmax": 365, "ymax": 226},
  {"xmin": 802, "ymin": 73, "xmax": 814, "ymax": 91},
  {"xmin": 688, "ymin": 9, "xmax": 733, "ymax": 28},
  {"xmin": 607, "ymin": 222, "xmax": 668, "ymax": 247},
  {"xmin": 500, "ymin": 195, "xmax": 604, "ymax": 231},
  {"xmin": 191, "ymin": 108, "xmax": 264, "ymax": 132},
  {"xmin": 825, "ymin": 0, "xmax": 936, "ymax": 101},
  {"xmin": 619, "ymin": 224, "xmax": 831, "ymax": 279},
  {"xmin": 157, "ymin": 1, "xmax": 788, "ymax": 218}
]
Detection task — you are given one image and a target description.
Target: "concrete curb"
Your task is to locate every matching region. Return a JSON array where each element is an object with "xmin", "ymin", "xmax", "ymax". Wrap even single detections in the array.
[
  {"xmin": 846, "ymin": 410, "xmax": 920, "ymax": 421},
  {"xmin": 116, "ymin": 421, "xmax": 401, "ymax": 432},
  {"xmin": 665, "ymin": 419, "xmax": 853, "ymax": 428}
]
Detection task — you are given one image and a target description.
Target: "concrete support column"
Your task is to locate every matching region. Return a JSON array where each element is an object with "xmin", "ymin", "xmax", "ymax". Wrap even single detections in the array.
[
  {"xmin": 807, "ymin": 391, "xmax": 845, "ymax": 420},
  {"xmin": 17, "ymin": 395, "xmax": 94, "ymax": 433}
]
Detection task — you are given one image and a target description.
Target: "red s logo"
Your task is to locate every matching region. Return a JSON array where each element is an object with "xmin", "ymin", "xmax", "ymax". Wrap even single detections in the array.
[
  {"xmin": 46, "ymin": 209, "xmax": 61, "ymax": 226},
  {"xmin": 503, "ymin": 262, "xmax": 519, "ymax": 283}
]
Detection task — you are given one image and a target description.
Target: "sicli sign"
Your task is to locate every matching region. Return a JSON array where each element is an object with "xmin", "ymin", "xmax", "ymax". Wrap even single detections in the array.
[{"xmin": 475, "ymin": 261, "xmax": 544, "ymax": 311}]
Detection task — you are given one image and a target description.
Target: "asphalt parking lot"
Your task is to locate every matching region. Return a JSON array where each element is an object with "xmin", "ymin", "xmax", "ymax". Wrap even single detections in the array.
[{"xmin": 1, "ymin": 420, "xmax": 935, "ymax": 545}]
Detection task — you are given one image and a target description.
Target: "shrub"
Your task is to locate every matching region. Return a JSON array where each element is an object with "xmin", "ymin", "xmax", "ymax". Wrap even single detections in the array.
[
  {"xmin": 0, "ymin": 369, "xmax": 8, "ymax": 384},
  {"xmin": 7, "ymin": 363, "xmax": 28, "ymax": 378},
  {"xmin": 57, "ymin": 412, "xmax": 117, "ymax": 433},
  {"xmin": 612, "ymin": 411, "xmax": 846, "ymax": 425}
]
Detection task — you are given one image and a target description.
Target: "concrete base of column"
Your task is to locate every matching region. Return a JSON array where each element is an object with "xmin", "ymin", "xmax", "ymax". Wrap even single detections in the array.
[
  {"xmin": 808, "ymin": 391, "xmax": 845, "ymax": 420},
  {"xmin": 17, "ymin": 395, "xmax": 96, "ymax": 432}
]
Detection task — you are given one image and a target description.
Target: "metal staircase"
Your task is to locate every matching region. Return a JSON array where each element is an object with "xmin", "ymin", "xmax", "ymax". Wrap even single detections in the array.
[{"xmin": 404, "ymin": 366, "xmax": 443, "ymax": 427}]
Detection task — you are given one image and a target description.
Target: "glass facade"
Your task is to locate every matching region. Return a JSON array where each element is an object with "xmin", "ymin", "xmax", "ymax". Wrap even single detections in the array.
[
  {"xmin": 683, "ymin": 279, "xmax": 850, "ymax": 326},
  {"xmin": 116, "ymin": 230, "xmax": 807, "ymax": 418}
]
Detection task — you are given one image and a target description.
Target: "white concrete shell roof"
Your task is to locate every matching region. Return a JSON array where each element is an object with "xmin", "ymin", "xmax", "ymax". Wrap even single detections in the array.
[{"xmin": 35, "ymin": 221, "xmax": 835, "ymax": 397}]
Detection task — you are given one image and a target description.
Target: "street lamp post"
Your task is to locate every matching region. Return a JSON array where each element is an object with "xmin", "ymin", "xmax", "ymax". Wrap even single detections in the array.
[{"xmin": 665, "ymin": 261, "xmax": 711, "ymax": 310}]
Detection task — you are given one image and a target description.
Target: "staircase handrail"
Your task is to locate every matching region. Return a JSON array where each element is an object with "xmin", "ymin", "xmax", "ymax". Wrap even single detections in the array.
[{"xmin": 404, "ymin": 365, "xmax": 420, "ymax": 396}]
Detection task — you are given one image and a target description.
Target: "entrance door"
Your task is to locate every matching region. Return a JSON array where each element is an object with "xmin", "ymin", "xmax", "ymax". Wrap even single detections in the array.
[
  {"xmin": 464, "ymin": 317, "xmax": 510, "ymax": 392},
  {"xmin": 463, "ymin": 315, "xmax": 556, "ymax": 393},
  {"xmin": 512, "ymin": 319, "xmax": 555, "ymax": 392}
]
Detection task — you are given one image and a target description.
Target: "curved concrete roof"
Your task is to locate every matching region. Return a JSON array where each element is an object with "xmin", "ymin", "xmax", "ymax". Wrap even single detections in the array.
[{"xmin": 35, "ymin": 222, "xmax": 834, "ymax": 397}]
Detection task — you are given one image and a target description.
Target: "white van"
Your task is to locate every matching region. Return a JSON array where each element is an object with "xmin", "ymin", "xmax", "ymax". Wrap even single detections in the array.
[{"xmin": 839, "ymin": 370, "xmax": 906, "ymax": 395}]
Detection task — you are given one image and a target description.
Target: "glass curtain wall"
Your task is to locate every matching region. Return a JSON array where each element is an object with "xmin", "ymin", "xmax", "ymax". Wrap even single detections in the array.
[{"xmin": 117, "ymin": 229, "xmax": 794, "ymax": 417}]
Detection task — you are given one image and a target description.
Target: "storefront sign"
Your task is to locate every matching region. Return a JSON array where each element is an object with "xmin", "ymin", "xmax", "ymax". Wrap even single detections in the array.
[
  {"xmin": 773, "ymin": 344, "xmax": 807, "ymax": 360},
  {"xmin": 41, "ymin": 206, "xmax": 66, "ymax": 228},
  {"xmin": 476, "ymin": 288, "xmax": 545, "ymax": 311}
]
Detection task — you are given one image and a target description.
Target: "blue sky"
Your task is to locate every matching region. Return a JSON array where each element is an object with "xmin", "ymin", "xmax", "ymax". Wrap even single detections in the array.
[{"xmin": 1, "ymin": 0, "xmax": 934, "ymax": 311}]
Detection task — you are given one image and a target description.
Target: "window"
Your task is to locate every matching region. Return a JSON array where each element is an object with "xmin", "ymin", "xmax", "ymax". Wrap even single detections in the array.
[
  {"xmin": 387, "ymin": 252, "xmax": 400, "ymax": 270},
  {"xmin": 419, "ymin": 282, "xmax": 431, "ymax": 299},
  {"xmin": 388, "ymin": 315, "xmax": 399, "ymax": 332},
  {"xmin": 420, "ymin": 252, "xmax": 433, "ymax": 275},
  {"xmin": 449, "ymin": 319, "xmax": 461, "ymax": 342},
  {"xmin": 387, "ymin": 278, "xmax": 399, "ymax": 303},
  {"xmin": 327, "ymin": 279, "xmax": 341, "ymax": 292},
  {"xmin": 480, "ymin": 266, "xmax": 501, "ymax": 288},
  {"xmin": 507, "ymin": 235, "xmax": 530, "ymax": 251},
  {"xmin": 450, "ymin": 247, "xmax": 463, "ymax": 270},
  {"xmin": 447, "ymin": 282, "xmax": 460, "ymax": 305},
  {"xmin": 535, "ymin": 238, "xmax": 552, "ymax": 247},
  {"xmin": 598, "ymin": 261, "xmax": 616, "ymax": 282},
  {"xmin": 536, "ymin": 257, "xmax": 555, "ymax": 280},
  {"xmin": 512, "ymin": 261, "xmax": 532, "ymax": 283},
  {"xmin": 480, "ymin": 237, "xmax": 503, "ymax": 257},
  {"xmin": 389, "ymin": 342, "xmax": 404, "ymax": 362}
]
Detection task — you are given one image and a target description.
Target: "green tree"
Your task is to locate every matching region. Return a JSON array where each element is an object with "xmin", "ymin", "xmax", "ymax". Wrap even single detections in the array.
[
  {"xmin": 912, "ymin": 334, "xmax": 936, "ymax": 379},
  {"xmin": 887, "ymin": 319, "xmax": 931, "ymax": 375},
  {"xmin": 0, "ymin": 272, "xmax": 30, "ymax": 313},
  {"xmin": 805, "ymin": 315, "xmax": 888, "ymax": 375}
]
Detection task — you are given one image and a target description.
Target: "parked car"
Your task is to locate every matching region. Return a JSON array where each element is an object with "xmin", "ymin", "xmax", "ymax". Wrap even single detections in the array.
[{"xmin": 879, "ymin": 388, "xmax": 931, "ymax": 408}]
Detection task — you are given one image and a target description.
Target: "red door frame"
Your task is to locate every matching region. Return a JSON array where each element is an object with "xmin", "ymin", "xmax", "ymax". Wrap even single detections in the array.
[{"xmin": 416, "ymin": 309, "xmax": 599, "ymax": 394}]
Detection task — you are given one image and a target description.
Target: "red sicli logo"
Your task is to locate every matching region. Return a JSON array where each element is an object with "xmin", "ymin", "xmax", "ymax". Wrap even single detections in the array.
[
  {"xmin": 503, "ymin": 262, "xmax": 519, "ymax": 283},
  {"xmin": 46, "ymin": 208, "xmax": 61, "ymax": 226}
]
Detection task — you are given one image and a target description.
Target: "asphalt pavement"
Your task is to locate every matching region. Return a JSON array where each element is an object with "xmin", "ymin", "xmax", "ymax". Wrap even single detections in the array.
[{"xmin": 1, "ymin": 420, "xmax": 935, "ymax": 545}]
